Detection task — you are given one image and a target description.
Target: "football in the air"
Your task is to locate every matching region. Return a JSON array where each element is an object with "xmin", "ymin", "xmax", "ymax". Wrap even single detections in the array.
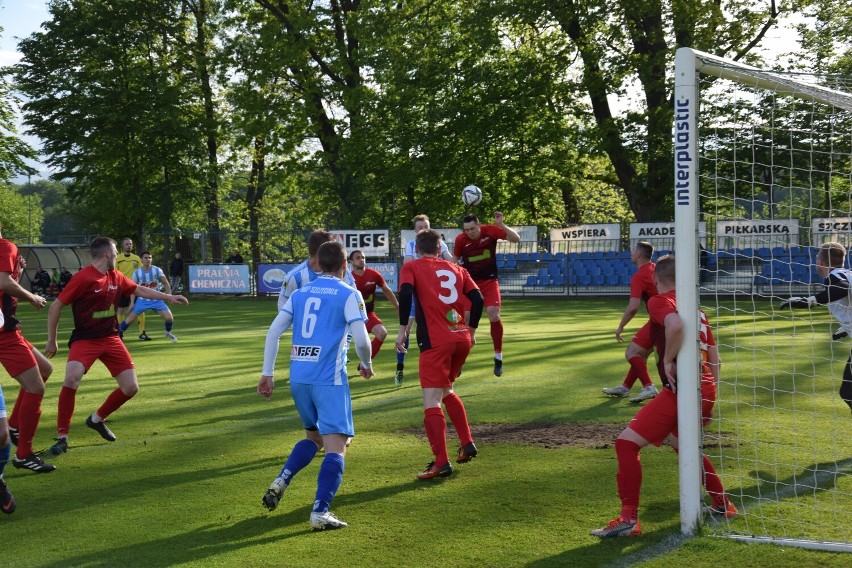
[{"xmin": 462, "ymin": 185, "xmax": 483, "ymax": 206}]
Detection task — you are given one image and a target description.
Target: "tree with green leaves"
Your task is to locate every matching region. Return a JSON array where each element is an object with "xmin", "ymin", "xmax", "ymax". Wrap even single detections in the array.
[
  {"xmin": 0, "ymin": 26, "xmax": 37, "ymax": 184},
  {"xmin": 12, "ymin": 0, "xmax": 208, "ymax": 248},
  {"xmin": 517, "ymin": 0, "xmax": 805, "ymax": 222}
]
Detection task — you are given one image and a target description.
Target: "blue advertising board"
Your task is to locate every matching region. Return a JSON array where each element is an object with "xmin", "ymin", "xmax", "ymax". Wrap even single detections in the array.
[
  {"xmin": 188, "ymin": 264, "xmax": 251, "ymax": 294},
  {"xmin": 257, "ymin": 263, "xmax": 299, "ymax": 294}
]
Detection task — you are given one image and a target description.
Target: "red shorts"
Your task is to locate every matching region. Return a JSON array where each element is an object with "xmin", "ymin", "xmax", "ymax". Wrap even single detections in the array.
[
  {"xmin": 0, "ymin": 331, "xmax": 38, "ymax": 378},
  {"xmin": 631, "ymin": 321, "xmax": 653, "ymax": 351},
  {"xmin": 68, "ymin": 336, "xmax": 135, "ymax": 376},
  {"xmin": 365, "ymin": 311, "xmax": 383, "ymax": 333},
  {"xmin": 419, "ymin": 341, "xmax": 471, "ymax": 389},
  {"xmin": 474, "ymin": 279, "xmax": 501, "ymax": 308},
  {"xmin": 628, "ymin": 378, "xmax": 717, "ymax": 446}
]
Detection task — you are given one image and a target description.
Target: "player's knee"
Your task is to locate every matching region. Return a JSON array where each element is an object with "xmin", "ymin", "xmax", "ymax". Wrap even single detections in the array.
[
  {"xmin": 121, "ymin": 383, "xmax": 139, "ymax": 397},
  {"xmin": 63, "ymin": 373, "xmax": 84, "ymax": 390},
  {"xmin": 18, "ymin": 369, "xmax": 46, "ymax": 394},
  {"xmin": 374, "ymin": 326, "xmax": 387, "ymax": 341}
]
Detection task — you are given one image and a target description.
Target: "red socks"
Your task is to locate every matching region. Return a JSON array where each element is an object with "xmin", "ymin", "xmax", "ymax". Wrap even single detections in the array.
[
  {"xmin": 615, "ymin": 438, "xmax": 642, "ymax": 521},
  {"xmin": 442, "ymin": 392, "xmax": 472, "ymax": 447},
  {"xmin": 97, "ymin": 389, "xmax": 134, "ymax": 420},
  {"xmin": 57, "ymin": 386, "xmax": 77, "ymax": 437},
  {"xmin": 14, "ymin": 391, "xmax": 44, "ymax": 458},
  {"xmin": 423, "ymin": 407, "xmax": 449, "ymax": 467},
  {"xmin": 702, "ymin": 455, "xmax": 727, "ymax": 507},
  {"xmin": 370, "ymin": 337, "xmax": 383, "ymax": 358},
  {"xmin": 490, "ymin": 320, "xmax": 504, "ymax": 353},
  {"xmin": 627, "ymin": 356, "xmax": 652, "ymax": 388}
]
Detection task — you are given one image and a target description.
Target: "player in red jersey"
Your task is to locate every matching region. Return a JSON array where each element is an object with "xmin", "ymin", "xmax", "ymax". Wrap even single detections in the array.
[
  {"xmin": 397, "ymin": 229, "xmax": 484, "ymax": 479},
  {"xmin": 603, "ymin": 241, "xmax": 659, "ymax": 402},
  {"xmin": 44, "ymin": 237, "xmax": 188, "ymax": 453},
  {"xmin": 591, "ymin": 255, "xmax": 737, "ymax": 538},
  {"xmin": 349, "ymin": 250, "xmax": 399, "ymax": 359},
  {"xmin": 453, "ymin": 212, "xmax": 520, "ymax": 377},
  {"xmin": 0, "ymin": 224, "xmax": 56, "ymax": 474}
]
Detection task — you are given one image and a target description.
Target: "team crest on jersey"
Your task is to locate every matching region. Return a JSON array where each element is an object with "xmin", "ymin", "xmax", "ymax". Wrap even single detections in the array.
[
  {"xmin": 291, "ymin": 345, "xmax": 321, "ymax": 361},
  {"xmin": 444, "ymin": 309, "xmax": 467, "ymax": 332},
  {"xmin": 358, "ymin": 301, "xmax": 365, "ymax": 312}
]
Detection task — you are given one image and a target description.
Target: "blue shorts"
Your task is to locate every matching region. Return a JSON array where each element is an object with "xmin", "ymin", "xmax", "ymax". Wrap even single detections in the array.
[
  {"xmin": 133, "ymin": 298, "xmax": 169, "ymax": 315},
  {"xmin": 289, "ymin": 382, "xmax": 354, "ymax": 437},
  {"xmin": 0, "ymin": 384, "xmax": 6, "ymax": 419}
]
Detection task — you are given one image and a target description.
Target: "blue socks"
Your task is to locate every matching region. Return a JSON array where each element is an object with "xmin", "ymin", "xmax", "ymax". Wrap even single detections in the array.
[
  {"xmin": 397, "ymin": 336, "xmax": 410, "ymax": 367},
  {"xmin": 278, "ymin": 439, "xmax": 319, "ymax": 485},
  {"xmin": 0, "ymin": 441, "xmax": 10, "ymax": 478},
  {"xmin": 166, "ymin": 321, "xmax": 173, "ymax": 333},
  {"xmin": 313, "ymin": 453, "xmax": 345, "ymax": 513}
]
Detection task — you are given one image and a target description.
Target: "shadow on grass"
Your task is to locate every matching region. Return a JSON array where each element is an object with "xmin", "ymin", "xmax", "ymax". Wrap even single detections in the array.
[
  {"xmin": 730, "ymin": 456, "xmax": 852, "ymax": 513},
  {"xmin": 37, "ymin": 477, "xmax": 430, "ymax": 568}
]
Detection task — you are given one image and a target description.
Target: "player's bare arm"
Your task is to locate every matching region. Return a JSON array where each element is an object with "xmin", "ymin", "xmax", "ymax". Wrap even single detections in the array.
[
  {"xmin": 494, "ymin": 211, "xmax": 521, "ymax": 243},
  {"xmin": 382, "ymin": 286, "xmax": 400, "ymax": 314},
  {"xmin": 0, "ymin": 271, "xmax": 47, "ymax": 310},
  {"xmin": 133, "ymin": 285, "xmax": 188, "ymax": 305},
  {"xmin": 44, "ymin": 297, "xmax": 67, "ymax": 359},
  {"xmin": 160, "ymin": 273, "xmax": 172, "ymax": 295},
  {"xmin": 616, "ymin": 297, "xmax": 642, "ymax": 342},
  {"xmin": 662, "ymin": 312, "xmax": 684, "ymax": 390}
]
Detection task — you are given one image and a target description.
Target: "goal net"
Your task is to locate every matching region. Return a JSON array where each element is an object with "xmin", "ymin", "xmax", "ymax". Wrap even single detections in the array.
[{"xmin": 674, "ymin": 48, "xmax": 852, "ymax": 551}]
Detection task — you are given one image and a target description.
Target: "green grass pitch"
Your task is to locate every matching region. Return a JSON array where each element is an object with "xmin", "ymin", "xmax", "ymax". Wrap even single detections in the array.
[{"xmin": 1, "ymin": 296, "xmax": 851, "ymax": 567}]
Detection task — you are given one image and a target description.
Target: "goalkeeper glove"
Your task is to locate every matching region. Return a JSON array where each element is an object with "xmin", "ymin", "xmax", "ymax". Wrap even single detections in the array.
[
  {"xmin": 779, "ymin": 297, "xmax": 805, "ymax": 310},
  {"xmin": 833, "ymin": 328, "xmax": 849, "ymax": 341}
]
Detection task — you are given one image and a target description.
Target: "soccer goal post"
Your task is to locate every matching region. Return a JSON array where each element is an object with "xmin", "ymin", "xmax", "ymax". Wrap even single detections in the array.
[{"xmin": 674, "ymin": 47, "xmax": 852, "ymax": 551}]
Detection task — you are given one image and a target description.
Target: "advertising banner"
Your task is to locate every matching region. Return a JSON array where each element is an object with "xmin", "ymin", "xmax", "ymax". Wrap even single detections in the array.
[{"xmin": 189, "ymin": 264, "xmax": 251, "ymax": 294}]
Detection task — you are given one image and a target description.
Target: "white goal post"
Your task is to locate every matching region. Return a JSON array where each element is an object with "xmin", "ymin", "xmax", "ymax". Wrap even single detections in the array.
[{"xmin": 674, "ymin": 47, "xmax": 852, "ymax": 549}]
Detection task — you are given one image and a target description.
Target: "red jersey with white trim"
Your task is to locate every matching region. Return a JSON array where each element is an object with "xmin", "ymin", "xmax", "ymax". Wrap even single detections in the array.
[
  {"xmin": 57, "ymin": 265, "xmax": 138, "ymax": 344},
  {"xmin": 352, "ymin": 268, "xmax": 387, "ymax": 313},
  {"xmin": 0, "ymin": 239, "xmax": 23, "ymax": 333},
  {"xmin": 647, "ymin": 289, "xmax": 716, "ymax": 389},
  {"xmin": 630, "ymin": 262, "xmax": 657, "ymax": 307},
  {"xmin": 453, "ymin": 224, "xmax": 507, "ymax": 281},
  {"xmin": 400, "ymin": 256, "xmax": 479, "ymax": 350}
]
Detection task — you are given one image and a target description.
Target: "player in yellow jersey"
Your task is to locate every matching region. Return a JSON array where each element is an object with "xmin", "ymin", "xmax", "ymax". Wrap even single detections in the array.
[{"xmin": 115, "ymin": 238, "xmax": 147, "ymax": 340}]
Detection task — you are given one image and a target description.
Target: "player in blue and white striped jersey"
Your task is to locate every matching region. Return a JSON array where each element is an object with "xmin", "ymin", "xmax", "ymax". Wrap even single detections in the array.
[
  {"xmin": 258, "ymin": 241, "xmax": 373, "ymax": 531},
  {"xmin": 118, "ymin": 252, "xmax": 179, "ymax": 343},
  {"xmin": 277, "ymin": 230, "xmax": 356, "ymax": 311}
]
